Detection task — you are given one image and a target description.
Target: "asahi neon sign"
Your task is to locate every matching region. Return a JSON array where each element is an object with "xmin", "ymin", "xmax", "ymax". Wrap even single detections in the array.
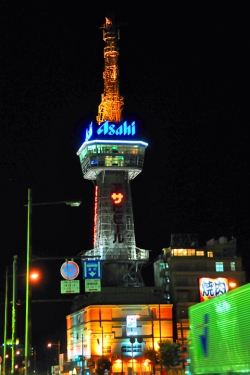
[{"xmin": 85, "ymin": 121, "xmax": 136, "ymax": 142}]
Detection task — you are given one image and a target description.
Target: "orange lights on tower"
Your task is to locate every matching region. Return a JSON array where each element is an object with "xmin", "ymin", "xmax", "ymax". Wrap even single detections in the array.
[{"xmin": 96, "ymin": 14, "xmax": 124, "ymax": 124}]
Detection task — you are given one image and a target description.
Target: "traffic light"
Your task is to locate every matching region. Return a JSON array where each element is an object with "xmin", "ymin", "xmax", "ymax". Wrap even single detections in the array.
[
  {"xmin": 137, "ymin": 336, "xmax": 143, "ymax": 343},
  {"xmin": 129, "ymin": 337, "xmax": 135, "ymax": 344},
  {"xmin": 174, "ymin": 344, "xmax": 181, "ymax": 365}
]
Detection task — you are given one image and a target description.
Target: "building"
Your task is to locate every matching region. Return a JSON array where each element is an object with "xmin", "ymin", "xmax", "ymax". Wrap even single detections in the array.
[
  {"xmin": 153, "ymin": 234, "xmax": 246, "ymax": 353},
  {"xmin": 188, "ymin": 283, "xmax": 250, "ymax": 375},
  {"xmin": 66, "ymin": 15, "xmax": 173, "ymax": 375},
  {"xmin": 67, "ymin": 300, "xmax": 173, "ymax": 375},
  {"xmin": 76, "ymin": 15, "xmax": 149, "ymax": 288}
]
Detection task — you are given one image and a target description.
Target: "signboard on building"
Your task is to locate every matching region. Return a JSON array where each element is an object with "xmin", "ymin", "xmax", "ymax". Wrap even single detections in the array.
[
  {"xmin": 82, "ymin": 260, "xmax": 102, "ymax": 279},
  {"xmin": 60, "ymin": 261, "xmax": 79, "ymax": 280},
  {"xmin": 199, "ymin": 277, "xmax": 229, "ymax": 302},
  {"xmin": 126, "ymin": 315, "xmax": 138, "ymax": 328},
  {"xmin": 85, "ymin": 121, "xmax": 136, "ymax": 143},
  {"xmin": 126, "ymin": 315, "xmax": 138, "ymax": 336},
  {"xmin": 61, "ymin": 280, "xmax": 80, "ymax": 294},
  {"xmin": 85, "ymin": 279, "xmax": 101, "ymax": 292}
]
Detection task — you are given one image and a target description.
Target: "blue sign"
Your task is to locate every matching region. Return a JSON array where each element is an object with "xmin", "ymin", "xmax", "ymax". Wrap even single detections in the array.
[
  {"xmin": 85, "ymin": 121, "xmax": 136, "ymax": 142},
  {"xmin": 82, "ymin": 260, "xmax": 102, "ymax": 279}
]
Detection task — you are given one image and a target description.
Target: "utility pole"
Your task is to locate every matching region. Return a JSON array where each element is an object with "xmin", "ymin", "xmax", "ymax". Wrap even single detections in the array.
[
  {"xmin": 25, "ymin": 188, "xmax": 32, "ymax": 375},
  {"xmin": 11, "ymin": 256, "xmax": 18, "ymax": 375},
  {"xmin": 3, "ymin": 267, "xmax": 8, "ymax": 375}
]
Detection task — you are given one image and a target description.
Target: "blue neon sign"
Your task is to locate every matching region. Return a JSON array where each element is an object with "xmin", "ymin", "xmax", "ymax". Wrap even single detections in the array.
[{"xmin": 85, "ymin": 121, "xmax": 136, "ymax": 142}]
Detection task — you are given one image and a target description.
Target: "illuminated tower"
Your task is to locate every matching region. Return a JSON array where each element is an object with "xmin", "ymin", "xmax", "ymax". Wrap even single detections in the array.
[{"xmin": 77, "ymin": 15, "xmax": 149, "ymax": 287}]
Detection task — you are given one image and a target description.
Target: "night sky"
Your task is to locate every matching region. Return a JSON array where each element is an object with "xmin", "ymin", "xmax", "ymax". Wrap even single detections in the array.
[{"xmin": 0, "ymin": 1, "xmax": 249, "ymax": 369}]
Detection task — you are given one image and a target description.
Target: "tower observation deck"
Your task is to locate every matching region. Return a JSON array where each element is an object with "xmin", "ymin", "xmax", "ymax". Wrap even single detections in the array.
[{"xmin": 77, "ymin": 15, "xmax": 149, "ymax": 287}]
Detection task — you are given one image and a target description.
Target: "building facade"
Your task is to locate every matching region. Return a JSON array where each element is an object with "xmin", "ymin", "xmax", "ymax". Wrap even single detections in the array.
[
  {"xmin": 66, "ymin": 299, "xmax": 173, "ymax": 375},
  {"xmin": 153, "ymin": 234, "xmax": 246, "ymax": 353}
]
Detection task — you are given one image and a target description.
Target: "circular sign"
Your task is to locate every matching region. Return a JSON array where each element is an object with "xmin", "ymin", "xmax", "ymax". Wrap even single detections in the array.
[{"xmin": 60, "ymin": 261, "xmax": 79, "ymax": 280}]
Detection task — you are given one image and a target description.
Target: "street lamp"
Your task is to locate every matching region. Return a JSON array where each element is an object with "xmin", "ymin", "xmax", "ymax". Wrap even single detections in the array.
[
  {"xmin": 24, "ymin": 188, "xmax": 82, "ymax": 375},
  {"xmin": 47, "ymin": 341, "xmax": 61, "ymax": 364}
]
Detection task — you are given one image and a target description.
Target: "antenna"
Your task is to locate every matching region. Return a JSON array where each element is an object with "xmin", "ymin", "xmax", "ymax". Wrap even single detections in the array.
[{"xmin": 96, "ymin": 14, "xmax": 124, "ymax": 124}]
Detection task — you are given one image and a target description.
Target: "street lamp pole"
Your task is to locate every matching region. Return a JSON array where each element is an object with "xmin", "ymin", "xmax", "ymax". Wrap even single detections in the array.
[
  {"xmin": 11, "ymin": 255, "xmax": 18, "ymax": 375},
  {"xmin": 137, "ymin": 312, "xmax": 155, "ymax": 375},
  {"xmin": 24, "ymin": 188, "xmax": 82, "ymax": 375},
  {"xmin": 25, "ymin": 188, "xmax": 32, "ymax": 375},
  {"xmin": 58, "ymin": 341, "xmax": 60, "ymax": 364},
  {"xmin": 47, "ymin": 342, "xmax": 60, "ymax": 365},
  {"xmin": 3, "ymin": 267, "xmax": 8, "ymax": 375}
]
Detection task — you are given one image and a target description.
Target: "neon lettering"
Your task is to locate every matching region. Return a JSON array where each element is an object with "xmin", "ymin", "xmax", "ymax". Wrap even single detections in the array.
[
  {"xmin": 85, "ymin": 122, "xmax": 93, "ymax": 142},
  {"xmin": 111, "ymin": 193, "xmax": 124, "ymax": 204},
  {"xmin": 97, "ymin": 121, "xmax": 109, "ymax": 135},
  {"xmin": 108, "ymin": 124, "xmax": 116, "ymax": 135},
  {"xmin": 96, "ymin": 121, "xmax": 136, "ymax": 137}
]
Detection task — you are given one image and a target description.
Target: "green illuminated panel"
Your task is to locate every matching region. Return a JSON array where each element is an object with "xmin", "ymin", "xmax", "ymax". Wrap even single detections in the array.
[{"xmin": 188, "ymin": 283, "xmax": 250, "ymax": 374}]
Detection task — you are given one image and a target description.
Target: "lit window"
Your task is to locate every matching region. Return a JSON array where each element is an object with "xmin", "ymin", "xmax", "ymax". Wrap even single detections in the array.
[
  {"xmin": 105, "ymin": 156, "xmax": 112, "ymax": 166},
  {"xmin": 171, "ymin": 249, "xmax": 195, "ymax": 256},
  {"xmin": 196, "ymin": 251, "xmax": 204, "ymax": 256},
  {"xmin": 207, "ymin": 251, "xmax": 213, "ymax": 258},
  {"xmin": 230, "ymin": 262, "xmax": 236, "ymax": 271},
  {"xmin": 215, "ymin": 262, "xmax": 224, "ymax": 272}
]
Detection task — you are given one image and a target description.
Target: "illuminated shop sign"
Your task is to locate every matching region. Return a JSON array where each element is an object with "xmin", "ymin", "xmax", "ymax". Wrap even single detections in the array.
[
  {"xmin": 85, "ymin": 121, "xmax": 136, "ymax": 142},
  {"xmin": 126, "ymin": 315, "xmax": 138, "ymax": 328},
  {"xmin": 199, "ymin": 277, "xmax": 229, "ymax": 302}
]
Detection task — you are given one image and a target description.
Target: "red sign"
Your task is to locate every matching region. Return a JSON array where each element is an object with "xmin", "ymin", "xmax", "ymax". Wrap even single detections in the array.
[
  {"xmin": 60, "ymin": 261, "xmax": 79, "ymax": 280},
  {"xmin": 111, "ymin": 192, "xmax": 124, "ymax": 204}
]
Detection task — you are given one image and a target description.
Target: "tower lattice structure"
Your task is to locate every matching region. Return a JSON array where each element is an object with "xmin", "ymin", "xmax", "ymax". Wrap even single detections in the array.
[
  {"xmin": 77, "ymin": 15, "xmax": 149, "ymax": 287},
  {"xmin": 96, "ymin": 16, "xmax": 124, "ymax": 124}
]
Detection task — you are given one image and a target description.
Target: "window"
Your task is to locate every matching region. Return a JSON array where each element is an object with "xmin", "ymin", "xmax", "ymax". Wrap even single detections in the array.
[
  {"xmin": 171, "ymin": 249, "xmax": 195, "ymax": 256},
  {"xmin": 215, "ymin": 262, "xmax": 224, "ymax": 272},
  {"xmin": 196, "ymin": 251, "xmax": 204, "ymax": 256},
  {"xmin": 207, "ymin": 251, "xmax": 213, "ymax": 258},
  {"xmin": 105, "ymin": 156, "xmax": 124, "ymax": 166},
  {"xmin": 87, "ymin": 145, "xmax": 97, "ymax": 153},
  {"xmin": 230, "ymin": 262, "xmax": 236, "ymax": 271}
]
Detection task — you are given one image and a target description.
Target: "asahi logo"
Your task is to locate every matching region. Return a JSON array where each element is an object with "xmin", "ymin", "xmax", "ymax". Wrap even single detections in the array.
[
  {"xmin": 97, "ymin": 121, "xmax": 136, "ymax": 136},
  {"xmin": 85, "ymin": 121, "xmax": 136, "ymax": 142},
  {"xmin": 85, "ymin": 122, "xmax": 93, "ymax": 142}
]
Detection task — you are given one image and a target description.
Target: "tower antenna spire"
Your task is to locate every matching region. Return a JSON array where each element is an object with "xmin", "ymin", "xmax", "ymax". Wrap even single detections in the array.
[{"xmin": 96, "ymin": 13, "xmax": 124, "ymax": 124}]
